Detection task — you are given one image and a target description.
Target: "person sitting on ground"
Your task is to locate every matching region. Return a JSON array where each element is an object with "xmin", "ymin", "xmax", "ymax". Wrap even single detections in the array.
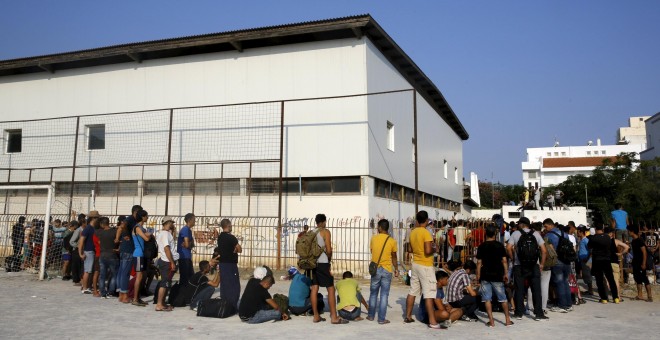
[
  {"xmin": 445, "ymin": 261, "xmax": 480, "ymax": 322},
  {"xmin": 335, "ymin": 271, "xmax": 369, "ymax": 321},
  {"xmin": 188, "ymin": 259, "xmax": 221, "ymax": 310},
  {"xmin": 238, "ymin": 272, "xmax": 290, "ymax": 324},
  {"xmin": 288, "ymin": 266, "xmax": 323, "ymax": 316},
  {"xmin": 630, "ymin": 227, "xmax": 653, "ymax": 302},
  {"xmin": 433, "ymin": 270, "xmax": 463, "ymax": 328}
]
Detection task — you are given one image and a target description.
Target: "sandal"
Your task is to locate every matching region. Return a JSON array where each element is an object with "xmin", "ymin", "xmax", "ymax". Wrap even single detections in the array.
[
  {"xmin": 313, "ymin": 317, "xmax": 326, "ymax": 323},
  {"xmin": 366, "ymin": 316, "xmax": 374, "ymax": 321},
  {"xmin": 485, "ymin": 322, "xmax": 494, "ymax": 328},
  {"xmin": 155, "ymin": 307, "xmax": 173, "ymax": 312},
  {"xmin": 506, "ymin": 321, "xmax": 514, "ymax": 326},
  {"xmin": 403, "ymin": 317, "xmax": 415, "ymax": 323},
  {"xmin": 378, "ymin": 320, "xmax": 391, "ymax": 325},
  {"xmin": 331, "ymin": 319, "xmax": 349, "ymax": 325},
  {"xmin": 633, "ymin": 296, "xmax": 645, "ymax": 301}
]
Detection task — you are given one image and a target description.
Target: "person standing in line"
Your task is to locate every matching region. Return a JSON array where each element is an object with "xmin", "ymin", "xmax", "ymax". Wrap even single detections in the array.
[
  {"xmin": 546, "ymin": 193, "xmax": 555, "ymax": 211},
  {"xmin": 610, "ymin": 203, "xmax": 630, "ymax": 242},
  {"xmin": 606, "ymin": 227, "xmax": 629, "ymax": 299},
  {"xmin": 630, "ymin": 227, "xmax": 653, "ymax": 302},
  {"xmin": 577, "ymin": 226, "xmax": 593, "ymax": 296},
  {"xmin": 534, "ymin": 186, "xmax": 543, "ymax": 210},
  {"xmin": 310, "ymin": 214, "xmax": 347, "ymax": 324},
  {"xmin": 587, "ymin": 224, "xmax": 620, "ymax": 304},
  {"xmin": 404, "ymin": 210, "xmax": 441, "ymax": 329},
  {"xmin": 78, "ymin": 211, "xmax": 99, "ymax": 294},
  {"xmin": 69, "ymin": 219, "xmax": 83, "ymax": 285},
  {"xmin": 131, "ymin": 209, "xmax": 151, "ymax": 306},
  {"xmin": 11, "ymin": 216, "xmax": 26, "ymax": 257},
  {"xmin": 543, "ymin": 219, "xmax": 573, "ymax": 313},
  {"xmin": 178, "ymin": 213, "xmax": 196, "ymax": 287},
  {"xmin": 155, "ymin": 216, "xmax": 178, "ymax": 311},
  {"xmin": 477, "ymin": 225, "xmax": 513, "ymax": 327},
  {"xmin": 554, "ymin": 189, "xmax": 564, "ymax": 208},
  {"xmin": 118, "ymin": 208, "xmax": 138, "ymax": 303},
  {"xmin": 217, "ymin": 218, "xmax": 242, "ymax": 309},
  {"xmin": 367, "ymin": 219, "xmax": 398, "ymax": 325},
  {"xmin": 507, "ymin": 217, "xmax": 548, "ymax": 321},
  {"xmin": 97, "ymin": 217, "xmax": 119, "ymax": 298}
]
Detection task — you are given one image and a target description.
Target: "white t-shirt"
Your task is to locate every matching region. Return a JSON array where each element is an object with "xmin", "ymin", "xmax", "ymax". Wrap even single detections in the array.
[
  {"xmin": 454, "ymin": 226, "xmax": 470, "ymax": 246},
  {"xmin": 157, "ymin": 231, "xmax": 179, "ymax": 262},
  {"xmin": 568, "ymin": 234, "xmax": 577, "ymax": 248}
]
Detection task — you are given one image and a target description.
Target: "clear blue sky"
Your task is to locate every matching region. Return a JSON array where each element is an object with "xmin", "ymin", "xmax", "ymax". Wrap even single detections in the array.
[{"xmin": 2, "ymin": 0, "xmax": 659, "ymax": 184}]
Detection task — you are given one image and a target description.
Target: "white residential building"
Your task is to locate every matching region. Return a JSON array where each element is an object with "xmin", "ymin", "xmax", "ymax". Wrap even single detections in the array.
[
  {"xmin": 522, "ymin": 140, "xmax": 645, "ymax": 188},
  {"xmin": 0, "ymin": 15, "xmax": 468, "ymax": 221},
  {"xmin": 617, "ymin": 116, "xmax": 650, "ymax": 146},
  {"xmin": 640, "ymin": 112, "xmax": 660, "ymax": 161}
]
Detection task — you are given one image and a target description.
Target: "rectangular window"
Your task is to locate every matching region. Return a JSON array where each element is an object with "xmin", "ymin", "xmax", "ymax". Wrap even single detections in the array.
[
  {"xmin": 546, "ymin": 152, "xmax": 551, "ymax": 157},
  {"xmin": 454, "ymin": 167, "xmax": 458, "ymax": 184},
  {"xmin": 249, "ymin": 178, "xmax": 277, "ymax": 194},
  {"xmin": 403, "ymin": 188, "xmax": 414, "ymax": 203},
  {"xmin": 593, "ymin": 151, "xmax": 598, "ymax": 155},
  {"xmin": 389, "ymin": 184, "xmax": 402, "ymax": 201},
  {"xmin": 601, "ymin": 150, "xmax": 606, "ymax": 155},
  {"xmin": 375, "ymin": 179, "xmax": 390, "ymax": 198},
  {"xmin": 386, "ymin": 121, "xmax": 394, "ymax": 151},
  {"xmin": 283, "ymin": 180, "xmax": 300, "ymax": 195},
  {"xmin": 587, "ymin": 151, "xmax": 591, "ymax": 155},
  {"xmin": 561, "ymin": 152, "xmax": 566, "ymax": 156},
  {"xmin": 305, "ymin": 179, "xmax": 332, "ymax": 194},
  {"xmin": 332, "ymin": 177, "xmax": 360, "ymax": 194},
  {"xmin": 554, "ymin": 152, "xmax": 559, "ymax": 156},
  {"xmin": 87, "ymin": 125, "xmax": 105, "ymax": 150},
  {"xmin": 443, "ymin": 160, "xmax": 448, "ymax": 179},
  {"xmin": 5, "ymin": 129, "xmax": 22, "ymax": 153},
  {"xmin": 529, "ymin": 171, "xmax": 537, "ymax": 179}
]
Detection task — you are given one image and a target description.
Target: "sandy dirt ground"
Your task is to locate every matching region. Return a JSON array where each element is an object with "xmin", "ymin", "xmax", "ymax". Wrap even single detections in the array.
[{"xmin": 0, "ymin": 271, "xmax": 658, "ymax": 340}]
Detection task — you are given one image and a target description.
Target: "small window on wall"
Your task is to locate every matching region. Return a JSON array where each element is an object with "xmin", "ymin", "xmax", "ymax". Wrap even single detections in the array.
[
  {"xmin": 443, "ymin": 160, "xmax": 448, "ymax": 179},
  {"xmin": 5, "ymin": 129, "xmax": 22, "ymax": 153},
  {"xmin": 454, "ymin": 167, "xmax": 458, "ymax": 184},
  {"xmin": 386, "ymin": 121, "xmax": 394, "ymax": 151},
  {"xmin": 412, "ymin": 138, "xmax": 416, "ymax": 163},
  {"xmin": 87, "ymin": 125, "xmax": 105, "ymax": 150}
]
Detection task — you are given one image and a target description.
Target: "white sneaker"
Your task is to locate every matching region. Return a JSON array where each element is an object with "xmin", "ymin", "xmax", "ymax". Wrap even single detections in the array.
[{"xmin": 82, "ymin": 289, "xmax": 92, "ymax": 294}]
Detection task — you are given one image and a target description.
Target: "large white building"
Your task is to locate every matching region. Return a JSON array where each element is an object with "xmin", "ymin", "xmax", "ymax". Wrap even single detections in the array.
[
  {"xmin": 522, "ymin": 120, "xmax": 647, "ymax": 188},
  {"xmin": 640, "ymin": 112, "xmax": 660, "ymax": 161},
  {"xmin": 0, "ymin": 15, "xmax": 468, "ymax": 222}
]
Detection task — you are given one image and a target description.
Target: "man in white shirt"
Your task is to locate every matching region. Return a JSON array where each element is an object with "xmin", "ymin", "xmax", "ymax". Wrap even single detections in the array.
[{"xmin": 155, "ymin": 216, "xmax": 179, "ymax": 311}]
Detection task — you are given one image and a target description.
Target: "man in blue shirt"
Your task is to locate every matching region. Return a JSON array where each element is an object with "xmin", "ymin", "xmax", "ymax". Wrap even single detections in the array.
[
  {"xmin": 288, "ymin": 267, "xmax": 322, "ymax": 316},
  {"xmin": 177, "ymin": 213, "xmax": 195, "ymax": 286},
  {"xmin": 577, "ymin": 226, "xmax": 593, "ymax": 295},
  {"xmin": 611, "ymin": 203, "xmax": 630, "ymax": 242},
  {"xmin": 543, "ymin": 219, "xmax": 572, "ymax": 312}
]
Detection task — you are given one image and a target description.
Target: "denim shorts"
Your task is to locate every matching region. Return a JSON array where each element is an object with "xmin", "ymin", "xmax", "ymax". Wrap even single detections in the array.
[
  {"xmin": 83, "ymin": 251, "xmax": 95, "ymax": 273},
  {"xmin": 480, "ymin": 281, "xmax": 507, "ymax": 303}
]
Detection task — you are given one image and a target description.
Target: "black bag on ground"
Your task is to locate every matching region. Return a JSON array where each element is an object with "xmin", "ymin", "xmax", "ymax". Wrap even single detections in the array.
[
  {"xmin": 551, "ymin": 230, "xmax": 577, "ymax": 263},
  {"xmin": 196, "ymin": 298, "xmax": 237, "ymax": 318},
  {"xmin": 168, "ymin": 282, "xmax": 188, "ymax": 307},
  {"xmin": 5, "ymin": 255, "xmax": 21, "ymax": 272}
]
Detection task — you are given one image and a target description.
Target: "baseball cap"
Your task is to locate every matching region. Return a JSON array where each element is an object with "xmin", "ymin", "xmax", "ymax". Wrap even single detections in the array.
[
  {"xmin": 287, "ymin": 266, "xmax": 298, "ymax": 277},
  {"xmin": 517, "ymin": 217, "xmax": 531, "ymax": 226},
  {"xmin": 162, "ymin": 216, "xmax": 175, "ymax": 224}
]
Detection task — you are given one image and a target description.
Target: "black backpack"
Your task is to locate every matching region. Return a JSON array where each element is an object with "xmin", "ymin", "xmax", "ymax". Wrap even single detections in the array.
[
  {"xmin": 143, "ymin": 236, "xmax": 158, "ymax": 260},
  {"xmin": 517, "ymin": 229, "xmax": 540, "ymax": 266},
  {"xmin": 551, "ymin": 230, "xmax": 578, "ymax": 263}
]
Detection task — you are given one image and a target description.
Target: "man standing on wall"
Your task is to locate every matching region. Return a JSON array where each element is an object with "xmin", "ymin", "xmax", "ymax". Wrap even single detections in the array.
[
  {"xmin": 217, "ymin": 218, "xmax": 242, "ymax": 309},
  {"xmin": 178, "ymin": 213, "xmax": 196, "ymax": 287},
  {"xmin": 611, "ymin": 203, "xmax": 630, "ymax": 242}
]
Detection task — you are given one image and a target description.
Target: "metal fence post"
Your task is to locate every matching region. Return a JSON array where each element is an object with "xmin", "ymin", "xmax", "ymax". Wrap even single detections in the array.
[
  {"xmin": 277, "ymin": 101, "xmax": 285, "ymax": 270},
  {"xmin": 164, "ymin": 109, "xmax": 174, "ymax": 215},
  {"xmin": 68, "ymin": 116, "xmax": 80, "ymax": 218}
]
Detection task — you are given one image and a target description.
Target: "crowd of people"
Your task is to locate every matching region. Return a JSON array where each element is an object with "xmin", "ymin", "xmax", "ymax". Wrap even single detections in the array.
[{"xmin": 5, "ymin": 205, "xmax": 658, "ymax": 328}]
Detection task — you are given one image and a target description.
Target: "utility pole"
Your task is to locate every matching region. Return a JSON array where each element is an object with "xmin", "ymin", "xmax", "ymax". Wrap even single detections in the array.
[{"xmin": 491, "ymin": 172, "xmax": 495, "ymax": 208}]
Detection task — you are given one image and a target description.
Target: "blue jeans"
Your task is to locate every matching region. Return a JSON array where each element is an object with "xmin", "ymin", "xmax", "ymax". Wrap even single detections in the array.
[
  {"xmin": 339, "ymin": 306, "xmax": 361, "ymax": 320},
  {"xmin": 190, "ymin": 285, "xmax": 215, "ymax": 310},
  {"xmin": 117, "ymin": 252, "xmax": 133, "ymax": 293},
  {"xmin": 99, "ymin": 256, "xmax": 119, "ymax": 296},
  {"xmin": 551, "ymin": 262, "xmax": 572, "ymax": 308},
  {"xmin": 247, "ymin": 309, "xmax": 281, "ymax": 324},
  {"xmin": 368, "ymin": 266, "xmax": 393, "ymax": 322},
  {"xmin": 480, "ymin": 281, "xmax": 507, "ymax": 302}
]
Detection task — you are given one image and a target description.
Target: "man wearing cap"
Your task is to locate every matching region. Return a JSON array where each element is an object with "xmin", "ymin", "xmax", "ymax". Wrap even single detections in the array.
[
  {"xmin": 506, "ymin": 217, "xmax": 548, "ymax": 321},
  {"xmin": 288, "ymin": 266, "xmax": 319, "ymax": 316},
  {"xmin": 216, "ymin": 218, "xmax": 242, "ymax": 309},
  {"xmin": 155, "ymin": 216, "xmax": 179, "ymax": 311}
]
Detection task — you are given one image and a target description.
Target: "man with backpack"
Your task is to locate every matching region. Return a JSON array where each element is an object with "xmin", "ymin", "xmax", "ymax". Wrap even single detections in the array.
[
  {"xmin": 216, "ymin": 218, "xmax": 242, "ymax": 309},
  {"xmin": 308, "ymin": 214, "xmax": 346, "ymax": 324},
  {"xmin": 506, "ymin": 217, "xmax": 548, "ymax": 321},
  {"xmin": 544, "ymin": 219, "xmax": 575, "ymax": 313},
  {"xmin": 367, "ymin": 219, "xmax": 398, "ymax": 325}
]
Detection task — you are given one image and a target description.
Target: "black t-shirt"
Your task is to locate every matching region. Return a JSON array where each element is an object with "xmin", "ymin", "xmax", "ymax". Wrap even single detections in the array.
[
  {"xmin": 12, "ymin": 223, "xmax": 24, "ymax": 242},
  {"xmin": 182, "ymin": 271, "xmax": 211, "ymax": 301},
  {"xmin": 476, "ymin": 240, "xmax": 506, "ymax": 282},
  {"xmin": 238, "ymin": 278, "xmax": 271, "ymax": 319},
  {"xmin": 588, "ymin": 233, "xmax": 611, "ymax": 262},
  {"xmin": 97, "ymin": 229, "xmax": 117, "ymax": 258},
  {"xmin": 217, "ymin": 232, "xmax": 239, "ymax": 263},
  {"xmin": 632, "ymin": 238, "xmax": 645, "ymax": 266}
]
